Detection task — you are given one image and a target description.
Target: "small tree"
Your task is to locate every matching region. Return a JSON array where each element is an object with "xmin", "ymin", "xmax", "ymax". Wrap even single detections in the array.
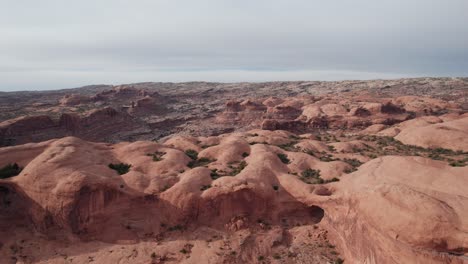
[
  {"xmin": 108, "ymin": 163, "xmax": 131, "ymax": 175},
  {"xmin": 185, "ymin": 149, "xmax": 198, "ymax": 160},
  {"xmin": 0, "ymin": 163, "xmax": 22, "ymax": 179}
]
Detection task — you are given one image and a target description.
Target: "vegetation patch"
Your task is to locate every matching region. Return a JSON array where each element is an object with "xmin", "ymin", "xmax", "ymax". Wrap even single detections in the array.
[
  {"xmin": 319, "ymin": 153, "xmax": 339, "ymax": 162},
  {"xmin": 108, "ymin": 163, "xmax": 131, "ymax": 175},
  {"xmin": 188, "ymin": 157, "xmax": 216, "ymax": 168},
  {"xmin": 0, "ymin": 163, "xmax": 22, "ymax": 179},
  {"xmin": 277, "ymin": 153, "xmax": 290, "ymax": 164},
  {"xmin": 185, "ymin": 149, "xmax": 199, "ymax": 160},
  {"xmin": 229, "ymin": 161, "xmax": 247, "ymax": 175},
  {"xmin": 300, "ymin": 168, "xmax": 339, "ymax": 184},
  {"xmin": 277, "ymin": 141, "xmax": 300, "ymax": 151},
  {"xmin": 354, "ymin": 135, "xmax": 468, "ymax": 166},
  {"xmin": 343, "ymin": 158, "xmax": 363, "ymax": 173},
  {"xmin": 147, "ymin": 151, "xmax": 166, "ymax": 161}
]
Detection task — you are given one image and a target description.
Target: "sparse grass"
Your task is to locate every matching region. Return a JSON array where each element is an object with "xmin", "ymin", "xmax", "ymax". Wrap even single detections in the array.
[
  {"xmin": 343, "ymin": 158, "xmax": 363, "ymax": 168},
  {"xmin": 0, "ymin": 163, "xmax": 22, "ymax": 179},
  {"xmin": 328, "ymin": 145, "xmax": 336, "ymax": 152},
  {"xmin": 277, "ymin": 153, "xmax": 290, "ymax": 164},
  {"xmin": 319, "ymin": 153, "xmax": 338, "ymax": 162},
  {"xmin": 188, "ymin": 157, "xmax": 215, "ymax": 168},
  {"xmin": 301, "ymin": 168, "xmax": 321, "ymax": 178},
  {"xmin": 300, "ymin": 168, "xmax": 323, "ymax": 184},
  {"xmin": 450, "ymin": 157, "xmax": 468, "ymax": 167},
  {"xmin": 299, "ymin": 168, "xmax": 339, "ymax": 184},
  {"xmin": 185, "ymin": 149, "xmax": 198, "ymax": 160},
  {"xmin": 229, "ymin": 161, "xmax": 247, "ymax": 175},
  {"xmin": 108, "ymin": 163, "xmax": 131, "ymax": 175}
]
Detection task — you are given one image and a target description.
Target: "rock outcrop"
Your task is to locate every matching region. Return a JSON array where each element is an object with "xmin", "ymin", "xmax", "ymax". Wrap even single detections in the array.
[{"xmin": 0, "ymin": 129, "xmax": 466, "ymax": 263}]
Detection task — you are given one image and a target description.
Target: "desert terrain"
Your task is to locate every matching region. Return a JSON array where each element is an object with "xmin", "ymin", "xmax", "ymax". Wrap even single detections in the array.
[{"xmin": 0, "ymin": 78, "xmax": 467, "ymax": 263}]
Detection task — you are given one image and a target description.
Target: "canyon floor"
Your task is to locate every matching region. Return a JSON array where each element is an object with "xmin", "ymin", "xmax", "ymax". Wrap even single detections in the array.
[{"xmin": 0, "ymin": 78, "xmax": 467, "ymax": 264}]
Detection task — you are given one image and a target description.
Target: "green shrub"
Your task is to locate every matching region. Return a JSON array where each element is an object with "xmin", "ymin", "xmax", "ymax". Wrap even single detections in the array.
[
  {"xmin": 108, "ymin": 163, "xmax": 131, "ymax": 175},
  {"xmin": 242, "ymin": 152, "xmax": 249, "ymax": 158},
  {"xmin": 301, "ymin": 168, "xmax": 321, "ymax": 178},
  {"xmin": 0, "ymin": 163, "xmax": 22, "ymax": 179},
  {"xmin": 185, "ymin": 149, "xmax": 198, "ymax": 160},
  {"xmin": 299, "ymin": 168, "xmax": 338, "ymax": 184},
  {"xmin": 147, "ymin": 151, "xmax": 165, "ymax": 161},
  {"xmin": 210, "ymin": 169, "xmax": 220, "ymax": 180},
  {"xmin": 277, "ymin": 153, "xmax": 290, "ymax": 164},
  {"xmin": 273, "ymin": 185, "xmax": 279, "ymax": 191},
  {"xmin": 327, "ymin": 177, "xmax": 340, "ymax": 183}
]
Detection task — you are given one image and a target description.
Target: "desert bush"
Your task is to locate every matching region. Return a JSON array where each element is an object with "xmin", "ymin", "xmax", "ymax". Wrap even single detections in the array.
[
  {"xmin": 108, "ymin": 163, "xmax": 131, "ymax": 175},
  {"xmin": 278, "ymin": 141, "xmax": 299, "ymax": 151},
  {"xmin": 0, "ymin": 163, "xmax": 22, "ymax": 179},
  {"xmin": 229, "ymin": 161, "xmax": 247, "ymax": 175},
  {"xmin": 277, "ymin": 153, "xmax": 290, "ymax": 164},
  {"xmin": 301, "ymin": 168, "xmax": 321, "ymax": 178},
  {"xmin": 210, "ymin": 169, "xmax": 220, "ymax": 179},
  {"xmin": 188, "ymin": 157, "xmax": 215, "ymax": 168},
  {"xmin": 147, "ymin": 151, "xmax": 166, "ymax": 161},
  {"xmin": 185, "ymin": 149, "xmax": 198, "ymax": 160}
]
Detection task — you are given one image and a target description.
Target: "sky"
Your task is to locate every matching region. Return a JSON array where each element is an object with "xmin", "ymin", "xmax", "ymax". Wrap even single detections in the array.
[{"xmin": 1, "ymin": 0, "xmax": 468, "ymax": 91}]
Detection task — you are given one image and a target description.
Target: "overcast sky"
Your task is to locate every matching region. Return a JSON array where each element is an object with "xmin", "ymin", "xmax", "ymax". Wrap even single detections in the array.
[{"xmin": 1, "ymin": 0, "xmax": 468, "ymax": 91}]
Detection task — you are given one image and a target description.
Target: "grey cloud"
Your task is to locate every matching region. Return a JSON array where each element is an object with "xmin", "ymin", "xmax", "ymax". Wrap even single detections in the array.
[{"xmin": 1, "ymin": 0, "xmax": 467, "ymax": 90}]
